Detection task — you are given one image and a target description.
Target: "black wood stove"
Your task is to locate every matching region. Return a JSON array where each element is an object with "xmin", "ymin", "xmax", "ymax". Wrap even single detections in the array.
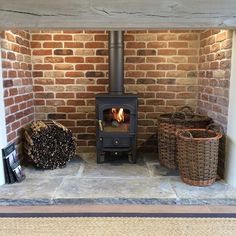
[{"xmin": 96, "ymin": 31, "xmax": 138, "ymax": 163}]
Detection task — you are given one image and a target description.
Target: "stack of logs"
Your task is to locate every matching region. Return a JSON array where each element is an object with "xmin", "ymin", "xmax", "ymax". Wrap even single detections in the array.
[{"xmin": 24, "ymin": 120, "xmax": 76, "ymax": 169}]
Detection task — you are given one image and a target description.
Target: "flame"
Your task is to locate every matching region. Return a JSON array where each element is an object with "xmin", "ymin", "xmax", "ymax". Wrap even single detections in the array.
[
  {"xmin": 112, "ymin": 108, "xmax": 124, "ymax": 123},
  {"xmin": 117, "ymin": 108, "xmax": 124, "ymax": 123}
]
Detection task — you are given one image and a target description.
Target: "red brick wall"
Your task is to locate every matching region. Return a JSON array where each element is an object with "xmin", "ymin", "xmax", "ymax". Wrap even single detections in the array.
[
  {"xmin": 31, "ymin": 30, "xmax": 200, "ymax": 152},
  {"xmin": 198, "ymin": 30, "xmax": 232, "ymax": 129},
  {"xmin": 1, "ymin": 30, "xmax": 34, "ymax": 154},
  {"xmin": 197, "ymin": 29, "xmax": 232, "ymax": 176}
]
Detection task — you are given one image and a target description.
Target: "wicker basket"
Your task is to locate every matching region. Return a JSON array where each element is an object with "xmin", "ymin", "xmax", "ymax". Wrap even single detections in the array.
[
  {"xmin": 207, "ymin": 123, "xmax": 225, "ymax": 178},
  {"xmin": 176, "ymin": 129, "xmax": 222, "ymax": 186},
  {"xmin": 157, "ymin": 106, "xmax": 212, "ymax": 169}
]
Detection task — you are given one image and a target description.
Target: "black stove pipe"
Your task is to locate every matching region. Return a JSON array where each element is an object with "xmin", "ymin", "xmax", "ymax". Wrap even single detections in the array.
[{"xmin": 109, "ymin": 31, "xmax": 124, "ymax": 95}]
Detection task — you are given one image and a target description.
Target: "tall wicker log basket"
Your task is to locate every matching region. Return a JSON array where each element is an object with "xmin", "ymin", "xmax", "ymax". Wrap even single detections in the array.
[
  {"xmin": 176, "ymin": 128, "xmax": 222, "ymax": 186},
  {"xmin": 157, "ymin": 106, "xmax": 212, "ymax": 170}
]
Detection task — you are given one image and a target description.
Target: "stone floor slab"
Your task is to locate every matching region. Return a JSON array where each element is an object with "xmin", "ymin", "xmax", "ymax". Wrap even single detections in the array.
[
  {"xmin": 54, "ymin": 177, "xmax": 176, "ymax": 199},
  {"xmin": 77, "ymin": 153, "xmax": 96, "ymax": 164},
  {"xmin": 24, "ymin": 159, "xmax": 82, "ymax": 178},
  {"xmin": 140, "ymin": 153, "xmax": 159, "ymax": 163},
  {"xmin": 170, "ymin": 177, "xmax": 236, "ymax": 199},
  {"xmin": 82, "ymin": 163, "xmax": 149, "ymax": 178},
  {"xmin": 147, "ymin": 163, "xmax": 179, "ymax": 177},
  {"xmin": 0, "ymin": 177, "xmax": 63, "ymax": 204}
]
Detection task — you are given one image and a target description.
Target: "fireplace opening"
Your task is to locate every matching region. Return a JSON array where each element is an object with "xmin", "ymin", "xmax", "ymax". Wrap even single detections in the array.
[{"xmin": 1, "ymin": 28, "xmax": 232, "ymax": 179}]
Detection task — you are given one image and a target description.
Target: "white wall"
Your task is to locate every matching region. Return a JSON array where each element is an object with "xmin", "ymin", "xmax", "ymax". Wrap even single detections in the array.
[
  {"xmin": 225, "ymin": 30, "xmax": 236, "ymax": 187},
  {"xmin": 0, "ymin": 43, "xmax": 7, "ymax": 185}
]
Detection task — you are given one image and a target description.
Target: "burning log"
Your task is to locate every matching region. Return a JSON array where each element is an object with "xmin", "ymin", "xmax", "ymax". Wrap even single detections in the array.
[{"xmin": 23, "ymin": 120, "xmax": 76, "ymax": 169}]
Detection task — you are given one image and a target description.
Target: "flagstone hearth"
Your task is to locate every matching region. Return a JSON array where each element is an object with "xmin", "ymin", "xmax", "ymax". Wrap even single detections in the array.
[{"xmin": 0, "ymin": 153, "xmax": 236, "ymax": 206}]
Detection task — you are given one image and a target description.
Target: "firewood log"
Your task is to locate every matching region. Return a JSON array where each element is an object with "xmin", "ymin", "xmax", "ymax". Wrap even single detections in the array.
[{"xmin": 23, "ymin": 120, "xmax": 76, "ymax": 169}]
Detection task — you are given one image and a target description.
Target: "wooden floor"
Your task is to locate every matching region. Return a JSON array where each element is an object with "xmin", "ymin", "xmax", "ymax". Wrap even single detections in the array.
[{"xmin": 1, "ymin": 205, "xmax": 236, "ymax": 214}]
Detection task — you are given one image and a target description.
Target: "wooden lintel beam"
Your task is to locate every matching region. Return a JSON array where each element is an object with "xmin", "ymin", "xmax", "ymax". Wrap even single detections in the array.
[{"xmin": 0, "ymin": 0, "xmax": 236, "ymax": 29}]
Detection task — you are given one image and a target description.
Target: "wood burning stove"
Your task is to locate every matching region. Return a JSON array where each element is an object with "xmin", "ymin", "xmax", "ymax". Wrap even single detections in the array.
[
  {"xmin": 96, "ymin": 31, "xmax": 138, "ymax": 163},
  {"xmin": 96, "ymin": 94, "xmax": 138, "ymax": 163}
]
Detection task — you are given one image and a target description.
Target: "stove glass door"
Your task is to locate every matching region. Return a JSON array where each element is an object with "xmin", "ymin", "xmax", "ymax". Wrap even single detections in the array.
[{"xmin": 102, "ymin": 107, "xmax": 130, "ymax": 132}]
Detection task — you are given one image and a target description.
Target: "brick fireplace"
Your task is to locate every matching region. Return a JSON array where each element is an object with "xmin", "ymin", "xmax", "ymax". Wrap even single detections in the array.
[{"xmin": 0, "ymin": 29, "xmax": 233, "ymax": 179}]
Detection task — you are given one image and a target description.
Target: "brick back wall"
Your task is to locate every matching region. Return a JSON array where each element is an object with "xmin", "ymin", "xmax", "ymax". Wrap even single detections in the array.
[
  {"xmin": 1, "ymin": 30, "xmax": 34, "ymax": 154},
  {"xmin": 197, "ymin": 29, "xmax": 232, "ymax": 177},
  {"xmin": 125, "ymin": 30, "xmax": 199, "ymax": 151},
  {"xmin": 31, "ymin": 30, "xmax": 108, "ymax": 152},
  {"xmin": 31, "ymin": 30, "xmax": 199, "ymax": 152}
]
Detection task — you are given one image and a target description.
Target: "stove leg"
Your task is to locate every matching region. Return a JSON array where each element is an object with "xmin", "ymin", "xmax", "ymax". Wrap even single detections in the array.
[
  {"xmin": 132, "ymin": 150, "xmax": 137, "ymax": 163},
  {"xmin": 128, "ymin": 150, "xmax": 136, "ymax": 164},
  {"xmin": 97, "ymin": 151, "xmax": 105, "ymax": 164}
]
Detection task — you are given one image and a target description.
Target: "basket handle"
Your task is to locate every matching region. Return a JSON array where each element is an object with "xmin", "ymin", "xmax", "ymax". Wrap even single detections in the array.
[
  {"xmin": 206, "ymin": 123, "xmax": 224, "ymax": 135},
  {"xmin": 170, "ymin": 111, "xmax": 187, "ymax": 123},
  {"xmin": 177, "ymin": 130, "xmax": 193, "ymax": 139},
  {"xmin": 179, "ymin": 106, "xmax": 194, "ymax": 117},
  {"xmin": 183, "ymin": 130, "xmax": 193, "ymax": 139}
]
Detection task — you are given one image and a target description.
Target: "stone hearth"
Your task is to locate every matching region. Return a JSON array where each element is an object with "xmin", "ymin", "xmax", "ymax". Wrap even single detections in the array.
[{"xmin": 0, "ymin": 153, "xmax": 236, "ymax": 206}]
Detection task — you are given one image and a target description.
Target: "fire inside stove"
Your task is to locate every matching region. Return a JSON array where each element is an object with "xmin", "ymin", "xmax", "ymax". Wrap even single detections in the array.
[
  {"xmin": 112, "ymin": 108, "xmax": 124, "ymax": 122},
  {"xmin": 103, "ymin": 108, "xmax": 130, "ymax": 132}
]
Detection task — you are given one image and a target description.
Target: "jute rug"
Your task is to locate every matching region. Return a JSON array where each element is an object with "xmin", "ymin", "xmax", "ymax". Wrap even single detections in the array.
[{"xmin": 0, "ymin": 213, "xmax": 236, "ymax": 236}]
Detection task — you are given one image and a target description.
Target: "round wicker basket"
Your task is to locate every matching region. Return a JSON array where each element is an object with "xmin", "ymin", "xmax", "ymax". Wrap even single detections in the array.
[{"xmin": 176, "ymin": 129, "xmax": 222, "ymax": 186}]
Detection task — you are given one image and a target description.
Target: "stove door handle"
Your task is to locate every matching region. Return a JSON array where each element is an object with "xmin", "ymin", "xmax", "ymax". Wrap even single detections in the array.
[{"xmin": 98, "ymin": 120, "xmax": 103, "ymax": 131}]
